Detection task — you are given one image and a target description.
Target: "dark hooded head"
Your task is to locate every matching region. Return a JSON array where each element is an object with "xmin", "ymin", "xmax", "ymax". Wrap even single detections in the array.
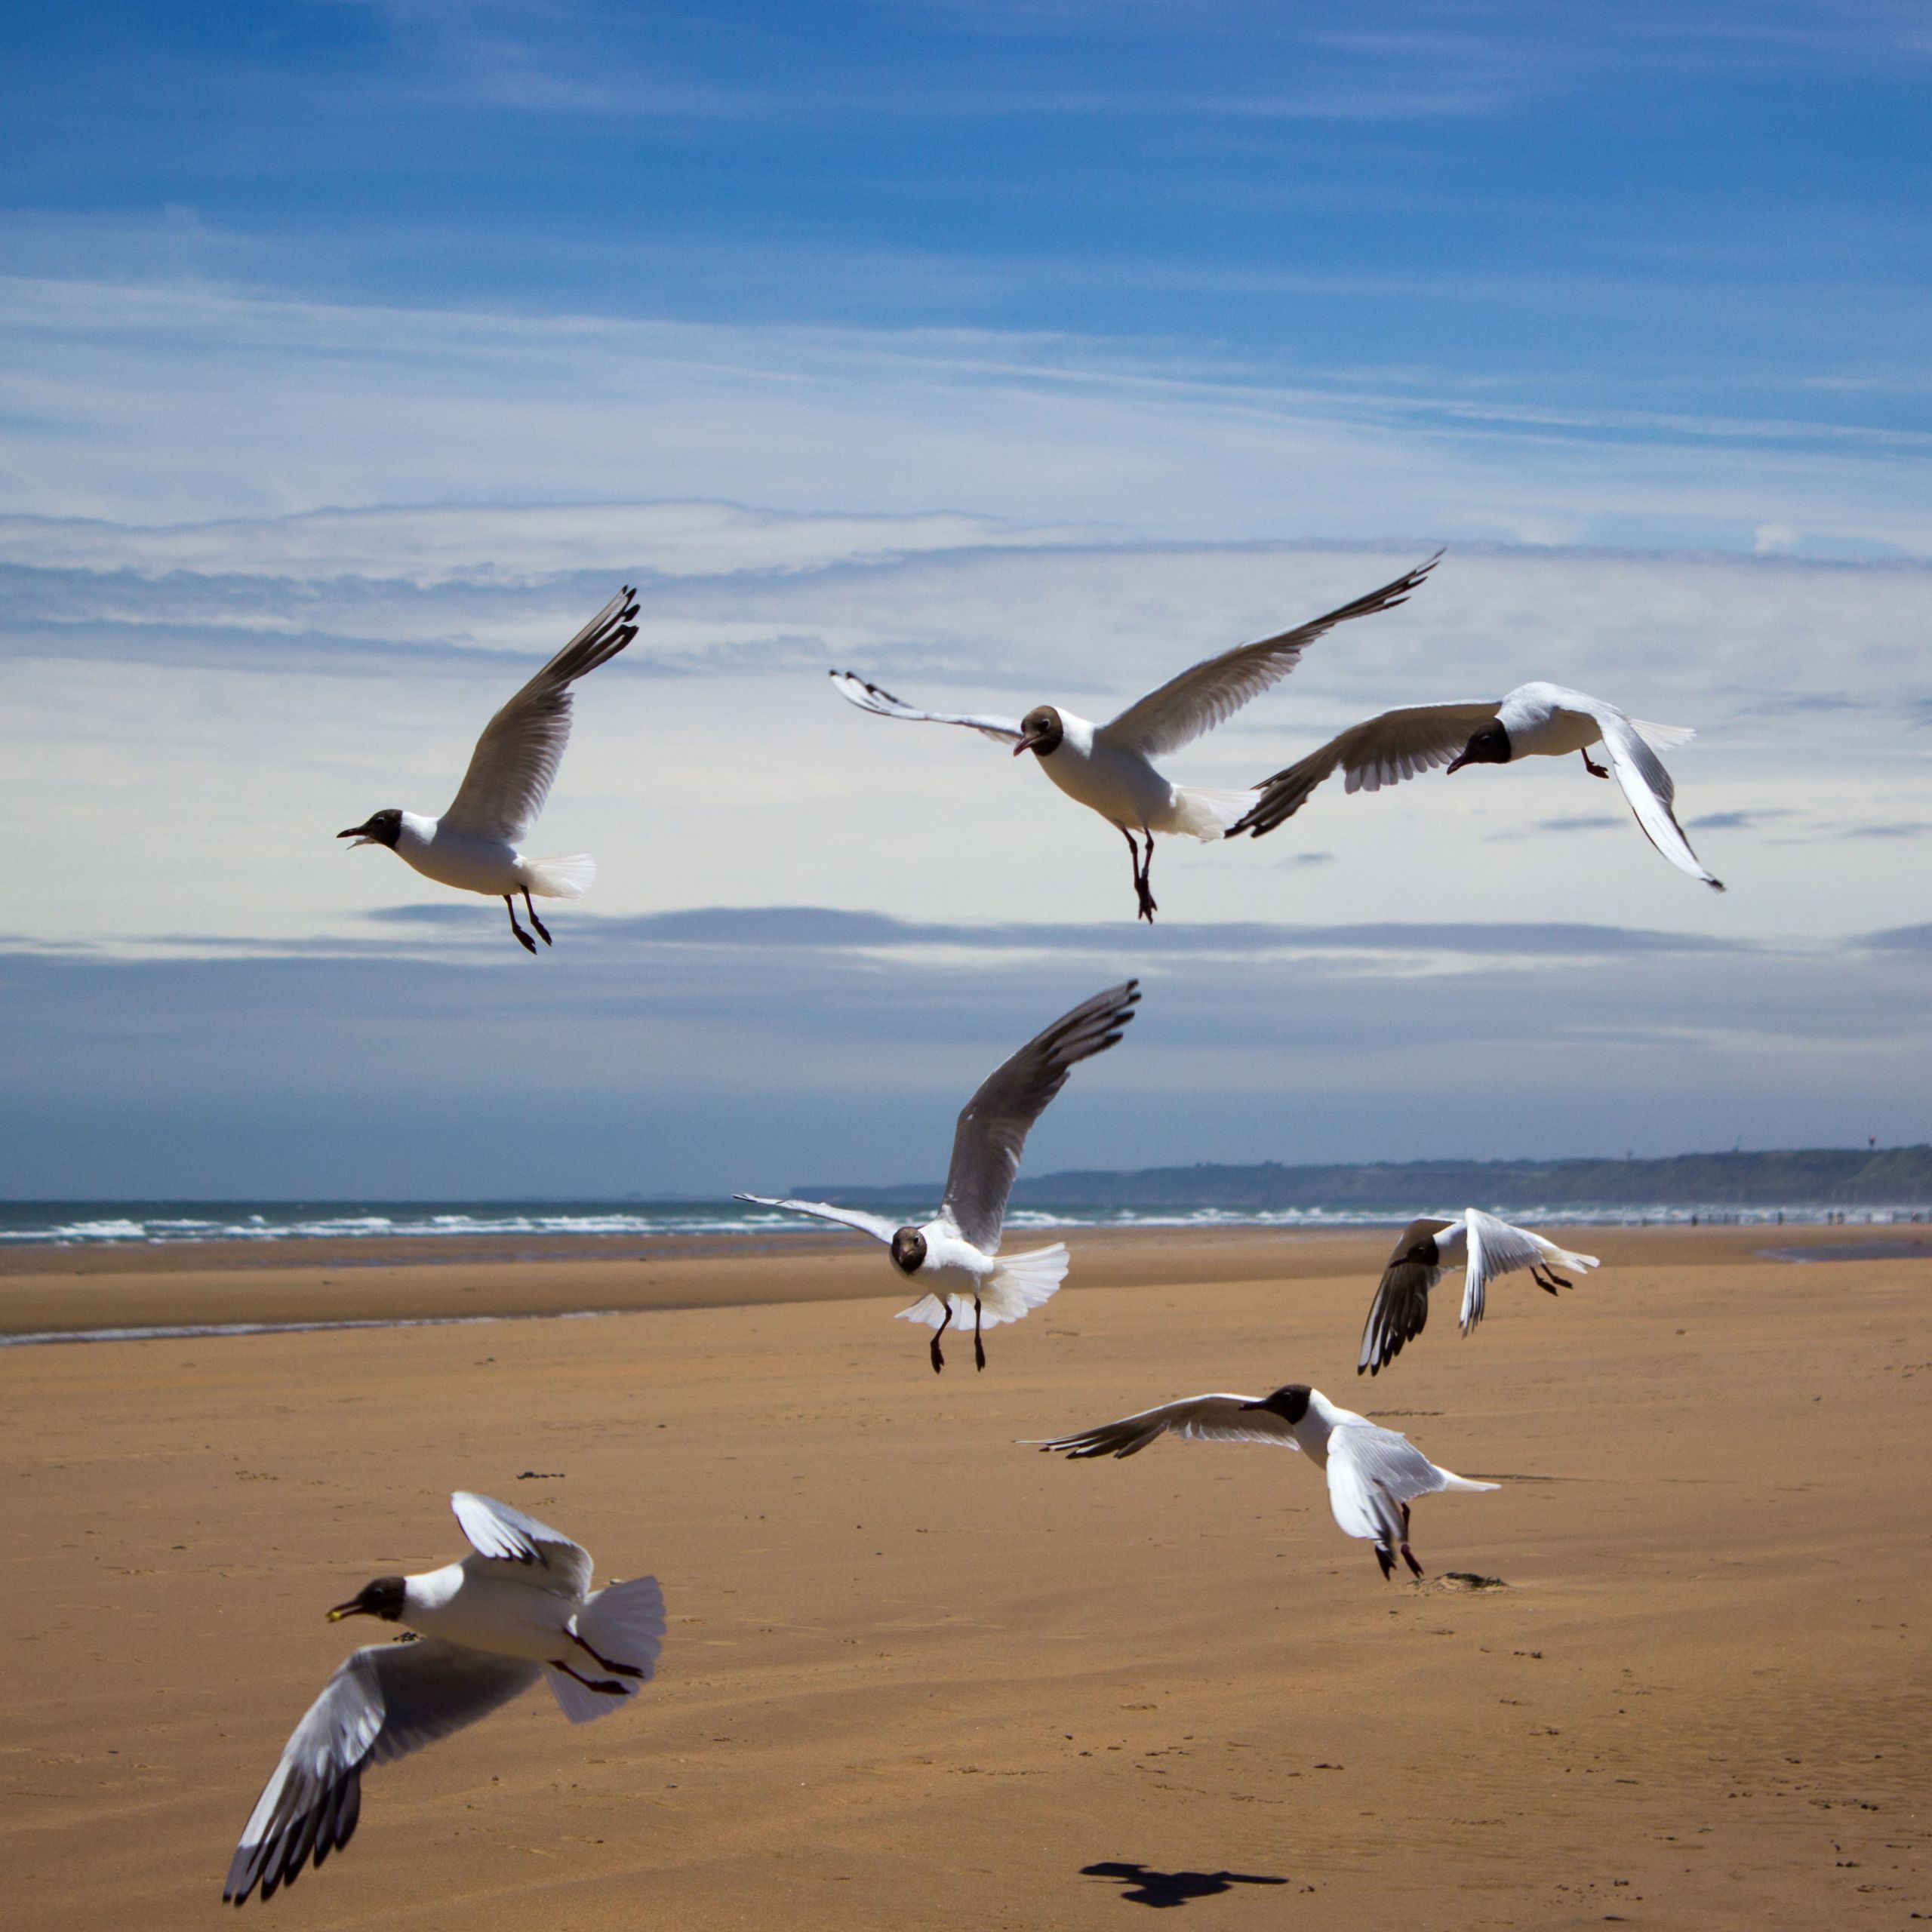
[
  {"xmin": 1446, "ymin": 721, "xmax": 1510, "ymax": 773},
  {"xmin": 1401, "ymin": 1230, "xmax": 1441, "ymax": 1269},
  {"xmin": 1238, "ymin": 1383, "xmax": 1312, "ymax": 1425},
  {"xmin": 891, "ymin": 1226, "xmax": 928, "ymax": 1275},
  {"xmin": 328, "ymin": 1575, "xmax": 407, "ymax": 1623},
  {"xmin": 1014, "ymin": 705, "xmax": 1064, "ymax": 759},
  {"xmin": 337, "ymin": 808, "xmax": 403, "ymax": 850}
]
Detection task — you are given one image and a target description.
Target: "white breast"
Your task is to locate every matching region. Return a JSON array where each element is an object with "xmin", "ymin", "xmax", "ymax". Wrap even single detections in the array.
[
  {"xmin": 916, "ymin": 1221, "xmax": 997, "ymax": 1281},
  {"xmin": 1035, "ymin": 717, "xmax": 1178, "ymax": 829},
  {"xmin": 403, "ymin": 1565, "xmax": 576, "ymax": 1660},
  {"xmin": 396, "ymin": 816, "xmax": 525, "ymax": 896},
  {"xmin": 1499, "ymin": 683, "xmax": 1604, "ymax": 759}
]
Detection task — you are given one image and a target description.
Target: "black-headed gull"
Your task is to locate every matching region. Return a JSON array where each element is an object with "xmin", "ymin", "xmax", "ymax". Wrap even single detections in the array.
[
  {"xmin": 1358, "ymin": 1210, "xmax": 1601, "ymax": 1376},
  {"xmin": 737, "ymin": 980, "xmax": 1140, "ymax": 1372},
  {"xmin": 1231, "ymin": 679, "xmax": 1724, "ymax": 889},
  {"xmin": 829, "ymin": 558, "xmax": 1437, "ymax": 921},
  {"xmin": 1032, "ymin": 1383, "xmax": 1496, "ymax": 1579},
  {"xmin": 339, "ymin": 588, "xmax": 639, "ymax": 951},
  {"xmin": 223, "ymin": 1492, "xmax": 663, "ymax": 1906}
]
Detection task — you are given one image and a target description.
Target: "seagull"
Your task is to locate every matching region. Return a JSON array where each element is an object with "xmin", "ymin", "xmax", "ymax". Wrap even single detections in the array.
[
  {"xmin": 737, "ymin": 980, "xmax": 1140, "ymax": 1372},
  {"xmin": 829, "ymin": 558, "xmax": 1438, "ymax": 921},
  {"xmin": 338, "ymin": 588, "xmax": 641, "ymax": 951},
  {"xmin": 1358, "ymin": 1210, "xmax": 1601, "ymax": 1376},
  {"xmin": 1032, "ymin": 1383, "xmax": 1497, "ymax": 1579},
  {"xmin": 1230, "ymin": 680, "xmax": 1724, "ymax": 889},
  {"xmin": 223, "ymin": 1492, "xmax": 664, "ymax": 1906}
]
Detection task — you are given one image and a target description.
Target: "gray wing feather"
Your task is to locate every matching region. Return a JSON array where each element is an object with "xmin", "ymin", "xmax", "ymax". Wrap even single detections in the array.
[
  {"xmin": 1029, "ymin": 1394, "xmax": 1302, "ymax": 1459},
  {"xmin": 1233, "ymin": 700, "xmax": 1500, "ymax": 837},
  {"xmin": 828, "ymin": 671, "xmax": 1023, "ymax": 744},
  {"xmin": 1358, "ymin": 1217, "xmax": 1454, "ymax": 1377},
  {"xmin": 940, "ymin": 981, "xmax": 1140, "ymax": 1253},
  {"xmin": 1099, "ymin": 555, "xmax": 1439, "ymax": 761},
  {"xmin": 440, "ymin": 588, "xmax": 639, "ymax": 843},
  {"xmin": 1599, "ymin": 712, "xmax": 1724, "ymax": 890},
  {"xmin": 451, "ymin": 1492, "xmax": 592, "ymax": 1597},
  {"xmin": 732, "ymin": 1193, "xmax": 900, "ymax": 1244},
  {"xmin": 1460, "ymin": 1209, "xmax": 1551, "ymax": 1334},
  {"xmin": 1324, "ymin": 1422, "xmax": 1456, "ymax": 1549},
  {"xmin": 223, "ymin": 1640, "xmax": 539, "ymax": 1904}
]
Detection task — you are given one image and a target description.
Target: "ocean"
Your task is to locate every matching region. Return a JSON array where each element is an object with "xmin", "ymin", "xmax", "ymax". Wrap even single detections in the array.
[{"xmin": 0, "ymin": 1198, "xmax": 1924, "ymax": 1247}]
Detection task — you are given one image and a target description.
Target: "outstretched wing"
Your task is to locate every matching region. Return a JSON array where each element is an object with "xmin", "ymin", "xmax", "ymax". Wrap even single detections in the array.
[
  {"xmin": 1598, "ymin": 711, "xmax": 1724, "ymax": 891},
  {"xmin": 940, "ymin": 981, "xmax": 1140, "ymax": 1253},
  {"xmin": 731, "ymin": 1192, "xmax": 902, "ymax": 1243},
  {"xmin": 1459, "ymin": 1208, "xmax": 1558, "ymax": 1334},
  {"xmin": 1358, "ymin": 1218, "xmax": 1452, "ymax": 1376},
  {"xmin": 1324, "ymin": 1420, "xmax": 1454, "ymax": 1546},
  {"xmin": 827, "ymin": 672, "xmax": 1024, "ymax": 745},
  {"xmin": 451, "ymin": 1492, "xmax": 592, "ymax": 1598},
  {"xmin": 223, "ymin": 1639, "xmax": 539, "ymax": 1904},
  {"xmin": 1097, "ymin": 555, "xmax": 1440, "ymax": 762},
  {"xmin": 1028, "ymin": 1393, "xmax": 1301, "ymax": 1459},
  {"xmin": 1232, "ymin": 700, "xmax": 1500, "ymax": 837},
  {"xmin": 441, "ymin": 589, "xmax": 639, "ymax": 843}
]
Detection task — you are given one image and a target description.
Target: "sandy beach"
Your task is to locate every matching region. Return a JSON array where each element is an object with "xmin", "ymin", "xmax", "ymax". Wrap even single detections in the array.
[{"xmin": 4, "ymin": 1223, "xmax": 1927, "ymax": 1929}]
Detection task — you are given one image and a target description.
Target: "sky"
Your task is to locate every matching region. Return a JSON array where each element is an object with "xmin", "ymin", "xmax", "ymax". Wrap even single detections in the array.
[{"xmin": 2, "ymin": 1, "xmax": 1929, "ymax": 1196}]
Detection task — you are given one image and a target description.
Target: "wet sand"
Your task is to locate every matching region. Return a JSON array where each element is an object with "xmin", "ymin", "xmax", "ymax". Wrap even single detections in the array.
[{"xmin": 3, "ymin": 1225, "xmax": 1927, "ymax": 1928}]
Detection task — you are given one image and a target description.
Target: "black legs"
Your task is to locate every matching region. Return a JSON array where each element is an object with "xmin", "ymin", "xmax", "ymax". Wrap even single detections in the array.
[{"xmin": 1118, "ymin": 825, "xmax": 1158, "ymax": 923}]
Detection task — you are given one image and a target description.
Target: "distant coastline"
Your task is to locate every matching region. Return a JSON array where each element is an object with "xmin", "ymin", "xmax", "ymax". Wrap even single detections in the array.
[
  {"xmin": 5, "ymin": 1146, "xmax": 1927, "ymax": 1247},
  {"xmin": 814, "ymin": 1143, "xmax": 1932, "ymax": 1215}
]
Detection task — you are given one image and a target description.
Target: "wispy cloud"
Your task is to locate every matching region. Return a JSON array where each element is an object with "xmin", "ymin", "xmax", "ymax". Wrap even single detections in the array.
[
  {"xmin": 2, "ymin": 508, "xmax": 1926, "ymax": 952},
  {"xmin": 0, "ymin": 908, "xmax": 1921, "ymax": 1195},
  {"xmin": 5, "ymin": 275, "xmax": 1931, "ymax": 557}
]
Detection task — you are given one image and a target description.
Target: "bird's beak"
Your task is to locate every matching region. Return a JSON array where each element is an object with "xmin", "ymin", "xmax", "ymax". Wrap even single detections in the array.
[
  {"xmin": 1014, "ymin": 734, "xmax": 1044, "ymax": 758},
  {"xmin": 1444, "ymin": 751, "xmax": 1472, "ymax": 774},
  {"xmin": 337, "ymin": 823, "xmax": 374, "ymax": 847},
  {"xmin": 326, "ymin": 1598, "xmax": 367, "ymax": 1621},
  {"xmin": 1236, "ymin": 1399, "xmax": 1265, "ymax": 1411}
]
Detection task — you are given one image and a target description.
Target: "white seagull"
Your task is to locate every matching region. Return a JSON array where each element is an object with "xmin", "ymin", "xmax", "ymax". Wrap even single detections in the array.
[
  {"xmin": 1230, "ymin": 679, "xmax": 1724, "ymax": 889},
  {"xmin": 338, "ymin": 587, "xmax": 641, "ymax": 951},
  {"xmin": 223, "ymin": 1492, "xmax": 664, "ymax": 1906},
  {"xmin": 829, "ymin": 558, "xmax": 1438, "ymax": 921},
  {"xmin": 1358, "ymin": 1210, "xmax": 1601, "ymax": 1377},
  {"xmin": 737, "ymin": 980, "xmax": 1140, "ymax": 1372},
  {"xmin": 1032, "ymin": 1383, "xmax": 1497, "ymax": 1580}
]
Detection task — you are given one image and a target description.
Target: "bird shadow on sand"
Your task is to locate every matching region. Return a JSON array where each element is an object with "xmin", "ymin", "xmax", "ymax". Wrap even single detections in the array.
[{"xmin": 1080, "ymin": 1861, "xmax": 1291, "ymax": 1909}]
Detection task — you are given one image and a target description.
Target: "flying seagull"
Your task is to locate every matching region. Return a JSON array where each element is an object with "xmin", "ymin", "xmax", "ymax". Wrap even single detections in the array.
[
  {"xmin": 1230, "ymin": 679, "xmax": 1723, "ymax": 889},
  {"xmin": 828, "ymin": 557, "xmax": 1438, "ymax": 921},
  {"xmin": 1358, "ymin": 1210, "xmax": 1601, "ymax": 1377},
  {"xmin": 223, "ymin": 1492, "xmax": 663, "ymax": 1906},
  {"xmin": 1032, "ymin": 1382, "xmax": 1496, "ymax": 1579},
  {"xmin": 338, "ymin": 588, "xmax": 640, "ymax": 951},
  {"xmin": 737, "ymin": 980, "xmax": 1140, "ymax": 1372}
]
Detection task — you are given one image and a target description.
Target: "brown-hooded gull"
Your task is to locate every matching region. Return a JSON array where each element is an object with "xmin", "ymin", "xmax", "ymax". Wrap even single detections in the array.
[
  {"xmin": 737, "ymin": 980, "xmax": 1140, "ymax": 1372},
  {"xmin": 223, "ymin": 1492, "xmax": 663, "ymax": 1905},
  {"xmin": 828, "ymin": 558, "xmax": 1437, "ymax": 921},
  {"xmin": 338, "ymin": 588, "xmax": 639, "ymax": 950},
  {"xmin": 1231, "ymin": 678, "xmax": 1723, "ymax": 889},
  {"xmin": 1031, "ymin": 1382, "xmax": 1497, "ymax": 1579},
  {"xmin": 1358, "ymin": 1210, "xmax": 1601, "ymax": 1376}
]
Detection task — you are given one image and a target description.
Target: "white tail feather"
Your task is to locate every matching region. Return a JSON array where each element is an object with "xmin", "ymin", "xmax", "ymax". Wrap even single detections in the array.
[
  {"xmin": 577, "ymin": 1575, "xmax": 666, "ymax": 1676},
  {"xmin": 1174, "ymin": 786, "xmax": 1262, "ymax": 841},
  {"xmin": 1436, "ymin": 1470, "xmax": 1500, "ymax": 1494},
  {"xmin": 525, "ymin": 853, "xmax": 596, "ymax": 899},
  {"xmin": 894, "ymin": 1244, "xmax": 1069, "ymax": 1331},
  {"xmin": 544, "ymin": 1575, "xmax": 665, "ymax": 1724},
  {"xmin": 1533, "ymin": 1236, "xmax": 1600, "ymax": 1275}
]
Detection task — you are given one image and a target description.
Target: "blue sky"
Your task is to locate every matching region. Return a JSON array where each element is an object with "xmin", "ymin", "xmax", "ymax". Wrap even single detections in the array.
[{"xmin": 2, "ymin": 3, "xmax": 1928, "ymax": 1194}]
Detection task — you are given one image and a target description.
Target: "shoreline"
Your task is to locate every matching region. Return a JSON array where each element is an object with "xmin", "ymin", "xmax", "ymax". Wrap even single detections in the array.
[{"xmin": 0, "ymin": 1219, "xmax": 1923, "ymax": 1341}]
